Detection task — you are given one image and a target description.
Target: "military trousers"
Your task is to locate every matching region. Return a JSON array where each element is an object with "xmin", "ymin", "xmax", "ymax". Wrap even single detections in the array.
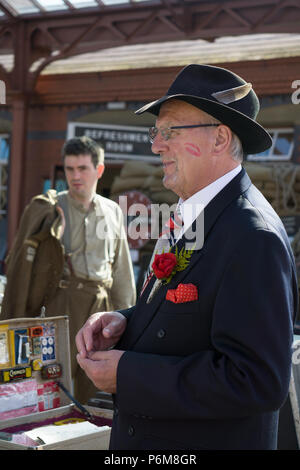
[{"xmin": 46, "ymin": 275, "xmax": 112, "ymax": 404}]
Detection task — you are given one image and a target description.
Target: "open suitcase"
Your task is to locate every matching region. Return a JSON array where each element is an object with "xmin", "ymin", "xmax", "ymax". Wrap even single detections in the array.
[{"xmin": 0, "ymin": 315, "xmax": 112, "ymax": 450}]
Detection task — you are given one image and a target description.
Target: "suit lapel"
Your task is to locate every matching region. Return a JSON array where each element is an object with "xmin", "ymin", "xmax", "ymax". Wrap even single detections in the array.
[
  {"xmin": 202, "ymin": 167, "xmax": 251, "ymax": 241},
  {"xmin": 167, "ymin": 168, "xmax": 251, "ymax": 287},
  {"xmin": 124, "ymin": 168, "xmax": 251, "ymax": 348}
]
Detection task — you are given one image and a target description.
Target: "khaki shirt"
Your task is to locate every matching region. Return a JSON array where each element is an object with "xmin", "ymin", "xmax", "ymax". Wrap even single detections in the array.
[
  {"xmin": 61, "ymin": 191, "xmax": 136, "ymax": 308},
  {"xmin": 1, "ymin": 189, "xmax": 136, "ymax": 321}
]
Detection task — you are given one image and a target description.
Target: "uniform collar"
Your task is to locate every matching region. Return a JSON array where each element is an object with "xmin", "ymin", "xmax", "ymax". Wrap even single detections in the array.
[{"xmin": 67, "ymin": 191, "xmax": 97, "ymax": 213}]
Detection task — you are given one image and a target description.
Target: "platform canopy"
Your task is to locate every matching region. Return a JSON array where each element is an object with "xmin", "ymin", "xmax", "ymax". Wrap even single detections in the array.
[
  {"xmin": 1, "ymin": 0, "xmax": 300, "ymax": 93},
  {"xmin": 1, "ymin": 0, "xmax": 300, "ymax": 246}
]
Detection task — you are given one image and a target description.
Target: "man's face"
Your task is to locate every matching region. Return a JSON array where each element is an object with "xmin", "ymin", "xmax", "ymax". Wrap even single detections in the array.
[
  {"xmin": 64, "ymin": 154, "xmax": 103, "ymax": 202},
  {"xmin": 151, "ymin": 100, "xmax": 219, "ymax": 200}
]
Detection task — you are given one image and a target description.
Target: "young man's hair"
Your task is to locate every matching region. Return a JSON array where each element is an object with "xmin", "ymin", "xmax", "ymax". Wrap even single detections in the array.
[{"xmin": 62, "ymin": 136, "xmax": 104, "ymax": 168}]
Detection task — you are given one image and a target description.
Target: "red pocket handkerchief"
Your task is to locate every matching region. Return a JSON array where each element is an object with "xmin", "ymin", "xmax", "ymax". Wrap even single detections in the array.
[{"xmin": 166, "ymin": 283, "xmax": 198, "ymax": 303}]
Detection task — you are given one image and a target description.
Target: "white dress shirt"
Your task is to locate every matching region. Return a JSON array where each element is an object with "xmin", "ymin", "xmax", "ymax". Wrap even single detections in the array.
[{"xmin": 177, "ymin": 165, "xmax": 242, "ymax": 238}]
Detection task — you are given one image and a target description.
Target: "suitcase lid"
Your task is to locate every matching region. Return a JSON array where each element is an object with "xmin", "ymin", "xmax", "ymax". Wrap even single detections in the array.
[{"xmin": 0, "ymin": 315, "xmax": 73, "ymax": 421}]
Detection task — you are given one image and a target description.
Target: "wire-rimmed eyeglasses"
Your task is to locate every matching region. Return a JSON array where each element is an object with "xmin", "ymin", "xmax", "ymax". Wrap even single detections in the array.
[{"xmin": 148, "ymin": 124, "xmax": 219, "ymax": 144}]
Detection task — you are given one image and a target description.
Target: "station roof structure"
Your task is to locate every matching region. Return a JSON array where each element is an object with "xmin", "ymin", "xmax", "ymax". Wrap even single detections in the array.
[
  {"xmin": 0, "ymin": 0, "xmax": 300, "ymax": 93},
  {"xmin": 1, "ymin": 0, "xmax": 300, "ymax": 246}
]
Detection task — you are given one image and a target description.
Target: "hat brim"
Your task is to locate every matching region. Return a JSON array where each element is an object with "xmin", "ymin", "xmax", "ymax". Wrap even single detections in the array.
[{"xmin": 136, "ymin": 94, "xmax": 272, "ymax": 155}]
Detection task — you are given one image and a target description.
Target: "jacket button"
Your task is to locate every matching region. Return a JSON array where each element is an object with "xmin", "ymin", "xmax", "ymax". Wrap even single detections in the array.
[
  {"xmin": 157, "ymin": 328, "xmax": 166, "ymax": 339},
  {"xmin": 128, "ymin": 425, "xmax": 135, "ymax": 436}
]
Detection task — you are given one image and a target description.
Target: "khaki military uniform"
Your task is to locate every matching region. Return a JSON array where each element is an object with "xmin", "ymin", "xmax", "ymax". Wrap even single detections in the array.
[{"xmin": 1, "ymin": 189, "xmax": 136, "ymax": 403}]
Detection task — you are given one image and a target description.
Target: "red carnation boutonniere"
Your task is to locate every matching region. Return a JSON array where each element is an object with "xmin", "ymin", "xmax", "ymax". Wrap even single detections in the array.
[
  {"xmin": 152, "ymin": 252, "xmax": 177, "ymax": 281},
  {"xmin": 147, "ymin": 246, "xmax": 194, "ymax": 303}
]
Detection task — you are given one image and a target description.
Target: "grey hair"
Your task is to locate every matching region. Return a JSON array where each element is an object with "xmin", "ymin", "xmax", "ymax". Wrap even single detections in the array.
[{"xmin": 229, "ymin": 132, "xmax": 244, "ymax": 163}]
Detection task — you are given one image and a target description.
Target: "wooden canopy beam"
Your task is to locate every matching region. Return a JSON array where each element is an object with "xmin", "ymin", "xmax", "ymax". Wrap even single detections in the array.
[
  {"xmin": 0, "ymin": 0, "xmax": 299, "ymax": 93},
  {"xmin": 0, "ymin": 0, "xmax": 300, "ymax": 247}
]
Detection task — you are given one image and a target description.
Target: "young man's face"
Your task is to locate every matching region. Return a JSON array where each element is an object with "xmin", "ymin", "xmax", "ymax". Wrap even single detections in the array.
[{"xmin": 64, "ymin": 153, "xmax": 104, "ymax": 203}]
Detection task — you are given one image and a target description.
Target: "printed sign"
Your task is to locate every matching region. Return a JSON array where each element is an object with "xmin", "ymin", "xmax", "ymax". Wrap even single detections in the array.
[{"xmin": 67, "ymin": 122, "xmax": 156, "ymax": 161}]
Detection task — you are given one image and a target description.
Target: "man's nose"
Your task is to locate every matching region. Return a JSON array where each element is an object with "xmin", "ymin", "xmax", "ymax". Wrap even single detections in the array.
[
  {"xmin": 151, "ymin": 132, "xmax": 168, "ymax": 155},
  {"xmin": 72, "ymin": 170, "xmax": 81, "ymax": 179}
]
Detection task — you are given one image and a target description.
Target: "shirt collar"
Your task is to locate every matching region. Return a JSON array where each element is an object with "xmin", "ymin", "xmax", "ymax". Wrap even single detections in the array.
[
  {"xmin": 178, "ymin": 165, "xmax": 242, "ymax": 230},
  {"xmin": 67, "ymin": 192, "xmax": 97, "ymax": 213}
]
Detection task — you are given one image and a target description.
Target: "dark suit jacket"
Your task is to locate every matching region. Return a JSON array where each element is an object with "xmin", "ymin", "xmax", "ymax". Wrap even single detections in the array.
[{"xmin": 111, "ymin": 168, "xmax": 298, "ymax": 450}]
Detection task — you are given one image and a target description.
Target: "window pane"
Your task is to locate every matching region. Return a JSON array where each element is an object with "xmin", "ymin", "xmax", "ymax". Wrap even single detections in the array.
[
  {"xmin": 37, "ymin": 0, "xmax": 68, "ymax": 11},
  {"xmin": 247, "ymin": 129, "xmax": 294, "ymax": 161},
  {"xmin": 0, "ymin": 137, "xmax": 9, "ymax": 163},
  {"xmin": 273, "ymin": 132, "xmax": 293, "ymax": 156},
  {"xmin": 101, "ymin": 0, "xmax": 130, "ymax": 5},
  {"xmin": 69, "ymin": 0, "xmax": 98, "ymax": 6},
  {"xmin": 5, "ymin": 0, "xmax": 39, "ymax": 14},
  {"xmin": 254, "ymin": 149, "xmax": 270, "ymax": 158}
]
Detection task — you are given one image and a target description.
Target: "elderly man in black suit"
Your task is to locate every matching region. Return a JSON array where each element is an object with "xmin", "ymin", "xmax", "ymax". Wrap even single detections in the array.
[{"xmin": 76, "ymin": 64, "xmax": 298, "ymax": 450}]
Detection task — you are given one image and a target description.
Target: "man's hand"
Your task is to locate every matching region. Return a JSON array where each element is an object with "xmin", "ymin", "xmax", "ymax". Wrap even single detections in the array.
[
  {"xmin": 75, "ymin": 311, "xmax": 127, "ymax": 358},
  {"xmin": 76, "ymin": 349, "xmax": 124, "ymax": 393}
]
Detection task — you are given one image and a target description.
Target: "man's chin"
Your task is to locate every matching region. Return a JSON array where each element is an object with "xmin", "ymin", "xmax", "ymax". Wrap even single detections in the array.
[{"xmin": 163, "ymin": 175, "xmax": 176, "ymax": 192}]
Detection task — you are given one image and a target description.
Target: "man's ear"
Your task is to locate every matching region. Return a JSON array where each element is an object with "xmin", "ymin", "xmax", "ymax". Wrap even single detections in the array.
[
  {"xmin": 97, "ymin": 164, "xmax": 105, "ymax": 179},
  {"xmin": 213, "ymin": 125, "xmax": 232, "ymax": 156}
]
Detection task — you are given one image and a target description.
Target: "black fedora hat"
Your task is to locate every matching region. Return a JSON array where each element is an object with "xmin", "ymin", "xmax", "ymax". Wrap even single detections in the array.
[{"xmin": 135, "ymin": 64, "xmax": 272, "ymax": 155}]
